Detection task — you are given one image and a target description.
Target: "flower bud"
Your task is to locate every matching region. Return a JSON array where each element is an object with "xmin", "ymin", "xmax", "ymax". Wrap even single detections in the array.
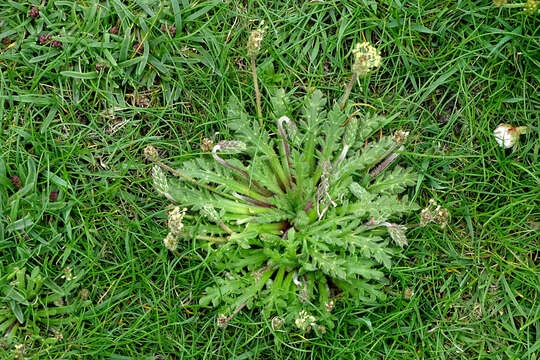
[
  {"xmin": 152, "ymin": 165, "xmax": 169, "ymax": 195},
  {"xmin": 493, "ymin": 123, "xmax": 528, "ymax": 149},
  {"xmin": 200, "ymin": 205, "xmax": 219, "ymax": 222},
  {"xmin": 214, "ymin": 140, "xmax": 246, "ymax": 153},
  {"xmin": 271, "ymin": 316, "xmax": 284, "ymax": 330}
]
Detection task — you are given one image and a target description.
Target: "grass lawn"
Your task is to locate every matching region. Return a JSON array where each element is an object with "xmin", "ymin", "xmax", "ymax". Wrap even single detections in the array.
[{"xmin": 1, "ymin": 0, "xmax": 538, "ymax": 359}]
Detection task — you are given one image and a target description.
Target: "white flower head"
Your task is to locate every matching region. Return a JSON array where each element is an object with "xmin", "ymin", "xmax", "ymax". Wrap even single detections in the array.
[
  {"xmin": 352, "ymin": 42, "xmax": 382, "ymax": 77},
  {"xmin": 168, "ymin": 207, "xmax": 187, "ymax": 235},
  {"xmin": 493, "ymin": 123, "xmax": 528, "ymax": 149},
  {"xmin": 163, "ymin": 232, "xmax": 178, "ymax": 251},
  {"xmin": 294, "ymin": 310, "xmax": 317, "ymax": 332}
]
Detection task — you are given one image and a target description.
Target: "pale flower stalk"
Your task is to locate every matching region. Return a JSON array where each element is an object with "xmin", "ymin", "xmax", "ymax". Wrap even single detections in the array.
[{"xmin": 247, "ymin": 24, "xmax": 267, "ymax": 127}]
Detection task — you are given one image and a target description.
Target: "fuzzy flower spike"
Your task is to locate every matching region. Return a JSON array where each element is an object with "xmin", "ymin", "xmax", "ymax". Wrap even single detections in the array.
[{"xmin": 247, "ymin": 23, "xmax": 266, "ymax": 57}]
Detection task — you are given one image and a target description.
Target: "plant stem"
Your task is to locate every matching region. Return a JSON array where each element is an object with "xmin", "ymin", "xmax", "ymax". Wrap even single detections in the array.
[
  {"xmin": 251, "ymin": 56, "xmax": 263, "ymax": 127},
  {"xmin": 177, "ymin": 233, "xmax": 229, "ymax": 242},
  {"xmin": 340, "ymin": 72, "xmax": 358, "ymax": 111}
]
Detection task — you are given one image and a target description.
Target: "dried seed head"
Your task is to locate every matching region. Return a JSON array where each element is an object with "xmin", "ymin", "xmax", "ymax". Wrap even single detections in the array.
[
  {"xmin": 247, "ymin": 24, "xmax": 266, "ymax": 56},
  {"xmin": 144, "ymin": 145, "xmax": 159, "ymax": 162},
  {"xmin": 493, "ymin": 0, "xmax": 507, "ymax": 6},
  {"xmin": 80, "ymin": 288, "xmax": 90, "ymax": 300},
  {"xmin": 316, "ymin": 325, "xmax": 327, "ymax": 334},
  {"xmin": 2, "ymin": 37, "xmax": 10, "ymax": 45},
  {"xmin": 200, "ymin": 138, "xmax": 214, "ymax": 152},
  {"xmin": 163, "ymin": 232, "xmax": 178, "ymax": 251},
  {"xmin": 110, "ymin": 26, "xmax": 119, "ymax": 35},
  {"xmin": 352, "ymin": 42, "xmax": 382, "ymax": 77},
  {"xmin": 168, "ymin": 207, "xmax": 187, "ymax": 235},
  {"xmin": 217, "ymin": 314, "xmax": 229, "ymax": 328},
  {"xmin": 28, "ymin": 6, "xmax": 40, "ymax": 19},
  {"xmin": 133, "ymin": 42, "xmax": 143, "ymax": 53},
  {"xmin": 271, "ymin": 316, "xmax": 284, "ymax": 330},
  {"xmin": 393, "ymin": 130, "xmax": 410, "ymax": 144},
  {"xmin": 524, "ymin": 0, "xmax": 538, "ymax": 14},
  {"xmin": 404, "ymin": 287, "xmax": 414, "ymax": 299}
]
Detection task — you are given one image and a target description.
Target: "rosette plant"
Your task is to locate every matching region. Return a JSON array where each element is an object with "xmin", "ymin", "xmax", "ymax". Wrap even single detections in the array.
[{"xmin": 147, "ymin": 42, "xmax": 419, "ymax": 332}]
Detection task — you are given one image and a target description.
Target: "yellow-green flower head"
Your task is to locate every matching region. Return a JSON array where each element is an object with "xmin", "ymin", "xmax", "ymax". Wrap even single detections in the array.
[
  {"xmin": 352, "ymin": 42, "xmax": 382, "ymax": 77},
  {"xmin": 493, "ymin": 0, "xmax": 507, "ymax": 6},
  {"xmin": 524, "ymin": 0, "xmax": 538, "ymax": 14}
]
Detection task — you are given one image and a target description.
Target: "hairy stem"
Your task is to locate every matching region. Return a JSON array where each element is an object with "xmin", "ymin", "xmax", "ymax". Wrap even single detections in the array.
[
  {"xmin": 340, "ymin": 72, "xmax": 358, "ymax": 111},
  {"xmin": 251, "ymin": 56, "xmax": 263, "ymax": 127}
]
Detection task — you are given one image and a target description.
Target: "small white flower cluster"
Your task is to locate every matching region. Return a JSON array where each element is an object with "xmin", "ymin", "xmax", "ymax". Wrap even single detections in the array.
[
  {"xmin": 420, "ymin": 199, "xmax": 449, "ymax": 228},
  {"xmin": 61, "ymin": 266, "xmax": 74, "ymax": 281},
  {"xmin": 294, "ymin": 310, "xmax": 317, "ymax": 332},
  {"xmin": 352, "ymin": 42, "xmax": 382, "ymax": 77},
  {"xmin": 163, "ymin": 207, "xmax": 187, "ymax": 251},
  {"xmin": 325, "ymin": 300, "xmax": 334, "ymax": 312},
  {"xmin": 168, "ymin": 207, "xmax": 187, "ymax": 235},
  {"xmin": 393, "ymin": 130, "xmax": 410, "ymax": 144},
  {"xmin": 217, "ymin": 314, "xmax": 229, "ymax": 328}
]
